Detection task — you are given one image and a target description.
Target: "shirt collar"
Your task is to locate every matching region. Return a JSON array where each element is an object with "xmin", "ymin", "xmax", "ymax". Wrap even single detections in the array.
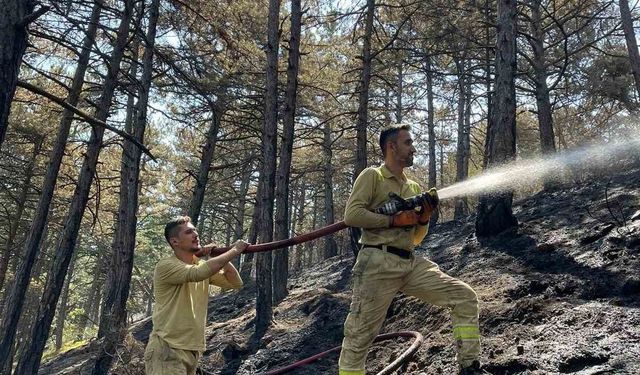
[{"xmin": 380, "ymin": 164, "xmax": 407, "ymax": 183}]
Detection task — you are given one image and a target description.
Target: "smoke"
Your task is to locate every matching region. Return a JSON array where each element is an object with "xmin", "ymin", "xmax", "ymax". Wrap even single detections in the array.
[{"xmin": 438, "ymin": 137, "xmax": 640, "ymax": 200}]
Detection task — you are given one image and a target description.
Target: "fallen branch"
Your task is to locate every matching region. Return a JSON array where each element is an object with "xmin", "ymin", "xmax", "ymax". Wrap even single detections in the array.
[{"xmin": 17, "ymin": 80, "xmax": 156, "ymax": 161}]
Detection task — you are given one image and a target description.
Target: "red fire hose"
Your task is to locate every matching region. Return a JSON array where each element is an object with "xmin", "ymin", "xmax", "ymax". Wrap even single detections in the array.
[
  {"xmin": 263, "ymin": 331, "xmax": 424, "ymax": 375},
  {"xmin": 209, "ymin": 221, "xmax": 349, "ymax": 255}
]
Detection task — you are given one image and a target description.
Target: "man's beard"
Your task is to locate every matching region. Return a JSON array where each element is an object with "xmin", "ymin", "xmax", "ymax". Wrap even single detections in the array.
[{"xmin": 405, "ymin": 156, "xmax": 414, "ymax": 167}]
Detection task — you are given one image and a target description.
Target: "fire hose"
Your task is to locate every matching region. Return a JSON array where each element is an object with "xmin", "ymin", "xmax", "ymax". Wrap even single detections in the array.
[
  {"xmin": 263, "ymin": 331, "xmax": 424, "ymax": 375},
  {"xmin": 209, "ymin": 221, "xmax": 348, "ymax": 255}
]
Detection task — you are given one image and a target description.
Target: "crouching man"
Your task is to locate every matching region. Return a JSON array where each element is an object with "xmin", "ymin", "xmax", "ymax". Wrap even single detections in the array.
[{"xmin": 144, "ymin": 216, "xmax": 249, "ymax": 375}]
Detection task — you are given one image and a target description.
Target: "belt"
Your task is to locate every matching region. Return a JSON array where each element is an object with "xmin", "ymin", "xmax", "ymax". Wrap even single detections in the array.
[{"xmin": 361, "ymin": 244, "xmax": 412, "ymax": 259}]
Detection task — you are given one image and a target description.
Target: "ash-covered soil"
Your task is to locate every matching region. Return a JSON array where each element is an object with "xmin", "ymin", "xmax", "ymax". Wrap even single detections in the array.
[{"xmin": 40, "ymin": 166, "xmax": 640, "ymax": 375}]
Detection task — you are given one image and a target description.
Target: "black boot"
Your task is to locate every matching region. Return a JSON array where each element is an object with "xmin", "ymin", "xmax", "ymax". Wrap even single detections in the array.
[{"xmin": 459, "ymin": 360, "xmax": 483, "ymax": 375}]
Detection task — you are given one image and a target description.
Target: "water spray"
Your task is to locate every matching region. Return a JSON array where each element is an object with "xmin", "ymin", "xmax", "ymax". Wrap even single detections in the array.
[{"xmin": 438, "ymin": 137, "xmax": 640, "ymax": 201}]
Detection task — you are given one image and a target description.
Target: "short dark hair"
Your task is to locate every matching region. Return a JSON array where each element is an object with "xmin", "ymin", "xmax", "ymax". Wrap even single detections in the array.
[
  {"xmin": 379, "ymin": 124, "xmax": 411, "ymax": 157},
  {"xmin": 164, "ymin": 216, "xmax": 191, "ymax": 245}
]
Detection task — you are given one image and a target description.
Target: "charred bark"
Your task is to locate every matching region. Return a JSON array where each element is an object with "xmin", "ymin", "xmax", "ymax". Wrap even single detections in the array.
[
  {"xmin": 476, "ymin": 0, "xmax": 518, "ymax": 237},
  {"xmin": 273, "ymin": 0, "xmax": 301, "ymax": 305},
  {"xmin": 454, "ymin": 57, "xmax": 470, "ymax": 220},
  {"xmin": 255, "ymin": 0, "xmax": 280, "ymax": 334}
]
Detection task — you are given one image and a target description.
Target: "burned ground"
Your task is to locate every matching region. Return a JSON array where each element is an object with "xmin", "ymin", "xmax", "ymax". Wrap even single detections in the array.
[{"xmin": 39, "ymin": 166, "xmax": 640, "ymax": 374}]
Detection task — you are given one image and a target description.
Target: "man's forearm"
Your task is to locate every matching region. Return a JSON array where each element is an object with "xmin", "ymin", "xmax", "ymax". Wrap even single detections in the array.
[
  {"xmin": 205, "ymin": 248, "xmax": 241, "ymax": 274},
  {"xmin": 344, "ymin": 205, "xmax": 391, "ymax": 228},
  {"xmin": 222, "ymin": 262, "xmax": 243, "ymax": 288}
]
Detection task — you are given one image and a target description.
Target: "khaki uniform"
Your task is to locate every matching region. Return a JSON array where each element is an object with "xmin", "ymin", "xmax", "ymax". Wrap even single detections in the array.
[
  {"xmin": 145, "ymin": 256, "xmax": 242, "ymax": 375},
  {"xmin": 338, "ymin": 165, "xmax": 480, "ymax": 375}
]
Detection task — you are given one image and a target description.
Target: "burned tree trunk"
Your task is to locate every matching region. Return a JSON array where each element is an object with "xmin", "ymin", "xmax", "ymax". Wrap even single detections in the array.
[
  {"xmin": 255, "ymin": 0, "xmax": 280, "ymax": 334},
  {"xmin": 454, "ymin": 57, "xmax": 470, "ymax": 220},
  {"xmin": 12, "ymin": 1, "xmax": 134, "ymax": 373},
  {"xmin": 476, "ymin": 0, "xmax": 518, "ymax": 237},
  {"xmin": 273, "ymin": 0, "xmax": 301, "ymax": 304}
]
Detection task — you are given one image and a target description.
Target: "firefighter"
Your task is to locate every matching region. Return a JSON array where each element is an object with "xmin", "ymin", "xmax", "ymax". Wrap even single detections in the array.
[
  {"xmin": 144, "ymin": 216, "xmax": 249, "ymax": 375},
  {"xmin": 338, "ymin": 124, "xmax": 482, "ymax": 375}
]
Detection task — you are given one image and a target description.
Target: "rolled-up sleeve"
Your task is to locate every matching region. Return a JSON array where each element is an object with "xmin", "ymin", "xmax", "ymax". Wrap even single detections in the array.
[
  {"xmin": 344, "ymin": 168, "xmax": 391, "ymax": 229},
  {"xmin": 155, "ymin": 259, "xmax": 215, "ymax": 284}
]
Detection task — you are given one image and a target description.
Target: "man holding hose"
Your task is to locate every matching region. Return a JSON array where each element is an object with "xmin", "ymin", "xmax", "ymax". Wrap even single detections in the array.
[
  {"xmin": 339, "ymin": 124, "xmax": 482, "ymax": 375},
  {"xmin": 144, "ymin": 216, "xmax": 249, "ymax": 375}
]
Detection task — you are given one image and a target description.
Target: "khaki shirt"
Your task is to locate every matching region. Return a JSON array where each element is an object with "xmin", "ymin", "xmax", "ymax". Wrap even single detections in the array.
[
  {"xmin": 344, "ymin": 165, "xmax": 428, "ymax": 251},
  {"xmin": 150, "ymin": 256, "xmax": 242, "ymax": 351}
]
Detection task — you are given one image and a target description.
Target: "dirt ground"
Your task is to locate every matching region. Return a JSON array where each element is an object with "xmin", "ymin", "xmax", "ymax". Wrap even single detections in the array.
[{"xmin": 40, "ymin": 165, "xmax": 640, "ymax": 375}]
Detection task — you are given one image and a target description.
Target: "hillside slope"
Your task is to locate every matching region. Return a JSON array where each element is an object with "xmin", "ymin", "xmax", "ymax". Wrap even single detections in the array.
[{"xmin": 40, "ymin": 166, "xmax": 640, "ymax": 375}]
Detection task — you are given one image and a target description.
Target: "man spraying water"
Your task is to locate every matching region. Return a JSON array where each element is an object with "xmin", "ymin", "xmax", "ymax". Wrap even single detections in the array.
[{"xmin": 338, "ymin": 124, "xmax": 483, "ymax": 375}]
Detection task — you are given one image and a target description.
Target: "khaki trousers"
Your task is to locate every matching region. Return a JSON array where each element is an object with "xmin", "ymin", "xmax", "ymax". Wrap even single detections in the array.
[
  {"xmin": 144, "ymin": 334, "xmax": 201, "ymax": 375},
  {"xmin": 338, "ymin": 247, "xmax": 480, "ymax": 374}
]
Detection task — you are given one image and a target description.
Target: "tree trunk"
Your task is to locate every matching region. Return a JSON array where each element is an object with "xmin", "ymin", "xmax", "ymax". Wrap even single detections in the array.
[
  {"xmin": 383, "ymin": 89, "xmax": 392, "ymax": 125},
  {"xmin": 531, "ymin": 0, "xmax": 556, "ymax": 154},
  {"xmin": 239, "ymin": 203, "xmax": 259, "ymax": 281},
  {"xmin": 396, "ymin": 62, "xmax": 403, "ymax": 123},
  {"xmin": 425, "ymin": 54, "xmax": 439, "ymax": 229},
  {"xmin": 255, "ymin": 0, "xmax": 280, "ymax": 334},
  {"xmin": 323, "ymin": 122, "xmax": 338, "ymax": 258},
  {"xmin": 483, "ymin": 0, "xmax": 494, "ymax": 169},
  {"xmin": 93, "ymin": 0, "xmax": 158, "ymax": 372},
  {"xmin": 273, "ymin": 0, "xmax": 301, "ymax": 304},
  {"xmin": 0, "ymin": 2, "xmax": 102, "ymax": 369},
  {"xmin": 350, "ymin": 0, "xmax": 375, "ymax": 261},
  {"xmin": 232, "ymin": 164, "xmax": 251, "ymax": 269},
  {"xmin": 454, "ymin": 58, "xmax": 470, "ymax": 220},
  {"xmin": 292, "ymin": 183, "xmax": 306, "ymax": 272},
  {"xmin": 54, "ymin": 252, "xmax": 76, "ymax": 351},
  {"xmin": 188, "ymin": 105, "xmax": 222, "ymax": 226},
  {"xmin": 620, "ymin": 0, "xmax": 640, "ymax": 100},
  {"xmin": 12, "ymin": 1, "xmax": 134, "ymax": 372},
  {"xmin": 0, "ymin": 0, "xmax": 36, "ymax": 148},
  {"xmin": 476, "ymin": 0, "xmax": 518, "ymax": 237},
  {"xmin": 76, "ymin": 257, "xmax": 103, "ymax": 340},
  {"xmin": 0, "ymin": 134, "xmax": 42, "ymax": 294},
  {"xmin": 355, "ymin": 0, "xmax": 375, "ymax": 177}
]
